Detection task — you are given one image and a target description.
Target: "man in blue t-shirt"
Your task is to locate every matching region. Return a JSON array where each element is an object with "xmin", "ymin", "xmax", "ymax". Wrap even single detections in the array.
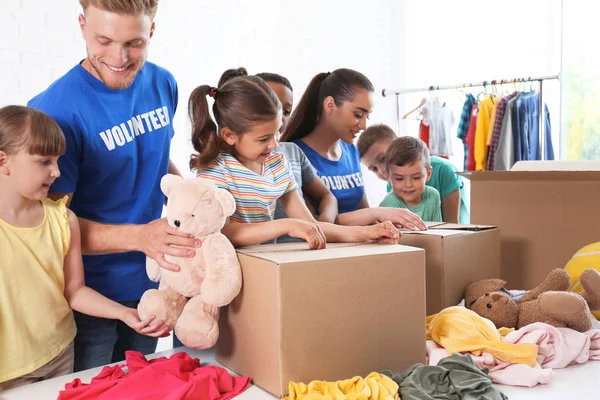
[{"xmin": 28, "ymin": 1, "xmax": 197, "ymax": 371}]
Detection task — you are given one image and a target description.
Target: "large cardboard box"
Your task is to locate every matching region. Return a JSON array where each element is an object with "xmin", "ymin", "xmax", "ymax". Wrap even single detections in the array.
[
  {"xmin": 463, "ymin": 160, "xmax": 600, "ymax": 289},
  {"xmin": 398, "ymin": 223, "xmax": 500, "ymax": 315},
  {"xmin": 215, "ymin": 243, "xmax": 426, "ymax": 398}
]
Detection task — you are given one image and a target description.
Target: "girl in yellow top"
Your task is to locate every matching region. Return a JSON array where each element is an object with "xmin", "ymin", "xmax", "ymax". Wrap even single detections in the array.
[{"xmin": 0, "ymin": 106, "xmax": 169, "ymax": 391}]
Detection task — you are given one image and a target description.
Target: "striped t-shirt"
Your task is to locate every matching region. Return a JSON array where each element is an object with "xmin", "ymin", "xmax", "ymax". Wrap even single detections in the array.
[{"xmin": 197, "ymin": 152, "xmax": 297, "ymax": 224}]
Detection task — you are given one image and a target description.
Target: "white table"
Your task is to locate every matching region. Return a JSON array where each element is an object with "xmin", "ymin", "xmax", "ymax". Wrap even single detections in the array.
[{"xmin": 3, "ymin": 347, "xmax": 599, "ymax": 399}]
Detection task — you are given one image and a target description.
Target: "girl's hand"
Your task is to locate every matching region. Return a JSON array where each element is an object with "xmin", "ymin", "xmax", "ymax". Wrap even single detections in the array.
[
  {"xmin": 377, "ymin": 208, "xmax": 427, "ymax": 231},
  {"xmin": 120, "ymin": 308, "xmax": 171, "ymax": 338},
  {"xmin": 362, "ymin": 221, "xmax": 401, "ymax": 244},
  {"xmin": 286, "ymin": 219, "xmax": 327, "ymax": 250}
]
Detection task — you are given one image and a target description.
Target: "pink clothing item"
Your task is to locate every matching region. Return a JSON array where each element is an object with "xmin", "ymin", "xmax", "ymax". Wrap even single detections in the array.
[
  {"xmin": 426, "ymin": 340, "xmax": 554, "ymax": 388},
  {"xmin": 503, "ymin": 323, "xmax": 600, "ymax": 368},
  {"xmin": 585, "ymin": 329, "xmax": 600, "ymax": 359},
  {"xmin": 426, "ymin": 324, "xmax": 600, "ymax": 388},
  {"xmin": 57, "ymin": 351, "xmax": 250, "ymax": 400}
]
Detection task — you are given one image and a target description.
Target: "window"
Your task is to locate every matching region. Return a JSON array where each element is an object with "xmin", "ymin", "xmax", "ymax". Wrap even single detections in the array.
[{"xmin": 561, "ymin": 0, "xmax": 600, "ymax": 160}]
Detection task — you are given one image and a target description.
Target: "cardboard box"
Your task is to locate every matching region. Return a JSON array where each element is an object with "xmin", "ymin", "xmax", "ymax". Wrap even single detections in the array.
[
  {"xmin": 398, "ymin": 223, "xmax": 500, "ymax": 315},
  {"xmin": 462, "ymin": 160, "xmax": 600, "ymax": 289},
  {"xmin": 215, "ymin": 242, "xmax": 426, "ymax": 398}
]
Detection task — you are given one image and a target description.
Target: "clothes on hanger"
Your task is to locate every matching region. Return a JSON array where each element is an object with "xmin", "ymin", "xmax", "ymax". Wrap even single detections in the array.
[
  {"xmin": 457, "ymin": 94, "xmax": 477, "ymax": 171},
  {"xmin": 422, "ymin": 95, "xmax": 455, "ymax": 158},
  {"xmin": 487, "ymin": 92, "xmax": 518, "ymax": 170},
  {"xmin": 457, "ymin": 88, "xmax": 554, "ymax": 171},
  {"xmin": 466, "ymin": 104, "xmax": 478, "ymax": 172},
  {"xmin": 474, "ymin": 95, "xmax": 499, "ymax": 170}
]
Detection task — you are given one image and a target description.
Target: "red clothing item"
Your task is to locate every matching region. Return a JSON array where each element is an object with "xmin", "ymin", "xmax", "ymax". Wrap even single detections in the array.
[
  {"xmin": 419, "ymin": 121, "xmax": 430, "ymax": 147},
  {"xmin": 57, "ymin": 351, "xmax": 250, "ymax": 400},
  {"xmin": 419, "ymin": 122, "xmax": 448, "ymax": 160},
  {"xmin": 466, "ymin": 105, "xmax": 478, "ymax": 172}
]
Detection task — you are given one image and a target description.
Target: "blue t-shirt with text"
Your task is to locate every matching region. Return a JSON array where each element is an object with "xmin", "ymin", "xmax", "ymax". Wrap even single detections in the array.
[
  {"xmin": 28, "ymin": 62, "xmax": 177, "ymax": 301},
  {"xmin": 294, "ymin": 139, "xmax": 364, "ymax": 214}
]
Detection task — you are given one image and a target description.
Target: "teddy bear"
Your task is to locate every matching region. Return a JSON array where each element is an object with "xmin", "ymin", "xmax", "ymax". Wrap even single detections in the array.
[
  {"xmin": 137, "ymin": 174, "xmax": 242, "ymax": 349},
  {"xmin": 464, "ymin": 268, "xmax": 600, "ymax": 332}
]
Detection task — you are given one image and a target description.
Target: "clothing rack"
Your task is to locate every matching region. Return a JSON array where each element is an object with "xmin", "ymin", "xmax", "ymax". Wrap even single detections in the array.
[{"xmin": 382, "ymin": 74, "xmax": 560, "ymax": 161}]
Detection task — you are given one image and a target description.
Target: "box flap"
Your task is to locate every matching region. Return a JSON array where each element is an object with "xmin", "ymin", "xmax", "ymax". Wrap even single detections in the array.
[
  {"xmin": 432, "ymin": 223, "xmax": 497, "ymax": 232},
  {"xmin": 401, "ymin": 229, "xmax": 466, "ymax": 237},
  {"xmin": 459, "ymin": 170, "xmax": 600, "ymax": 181},
  {"xmin": 237, "ymin": 242, "xmax": 356, "ymax": 254},
  {"xmin": 400, "ymin": 223, "xmax": 497, "ymax": 236},
  {"xmin": 511, "ymin": 160, "xmax": 600, "ymax": 171},
  {"xmin": 236, "ymin": 243, "xmax": 423, "ymax": 264}
]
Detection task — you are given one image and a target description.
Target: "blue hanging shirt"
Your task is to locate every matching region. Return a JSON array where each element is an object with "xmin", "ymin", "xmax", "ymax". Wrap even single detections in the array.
[
  {"xmin": 28, "ymin": 61, "xmax": 178, "ymax": 301},
  {"xmin": 294, "ymin": 139, "xmax": 365, "ymax": 214}
]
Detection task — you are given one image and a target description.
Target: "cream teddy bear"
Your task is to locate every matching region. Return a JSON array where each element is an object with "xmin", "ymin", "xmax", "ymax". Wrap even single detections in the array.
[{"xmin": 138, "ymin": 174, "xmax": 242, "ymax": 349}]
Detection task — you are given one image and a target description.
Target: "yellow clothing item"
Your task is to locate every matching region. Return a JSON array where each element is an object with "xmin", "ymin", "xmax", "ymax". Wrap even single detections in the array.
[
  {"xmin": 474, "ymin": 95, "xmax": 498, "ymax": 170},
  {"xmin": 0, "ymin": 197, "xmax": 76, "ymax": 383},
  {"xmin": 285, "ymin": 372, "xmax": 399, "ymax": 400},
  {"xmin": 486, "ymin": 102, "xmax": 499, "ymax": 147},
  {"xmin": 426, "ymin": 306, "xmax": 538, "ymax": 366}
]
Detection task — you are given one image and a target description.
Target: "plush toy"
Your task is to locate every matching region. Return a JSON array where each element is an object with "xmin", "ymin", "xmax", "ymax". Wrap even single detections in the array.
[
  {"xmin": 565, "ymin": 242, "xmax": 600, "ymax": 319},
  {"xmin": 464, "ymin": 268, "xmax": 600, "ymax": 332},
  {"xmin": 138, "ymin": 174, "xmax": 242, "ymax": 349}
]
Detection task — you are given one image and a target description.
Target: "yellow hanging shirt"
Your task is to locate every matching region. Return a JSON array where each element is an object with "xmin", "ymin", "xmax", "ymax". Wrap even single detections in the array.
[
  {"xmin": 426, "ymin": 306, "xmax": 538, "ymax": 365},
  {"xmin": 284, "ymin": 372, "xmax": 399, "ymax": 400},
  {"xmin": 0, "ymin": 197, "xmax": 76, "ymax": 383},
  {"xmin": 474, "ymin": 95, "xmax": 498, "ymax": 170}
]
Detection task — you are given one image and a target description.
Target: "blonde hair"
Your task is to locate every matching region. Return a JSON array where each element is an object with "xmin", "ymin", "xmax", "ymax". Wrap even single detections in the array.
[
  {"xmin": 79, "ymin": 0, "xmax": 158, "ymax": 18},
  {"xmin": 0, "ymin": 106, "xmax": 65, "ymax": 156}
]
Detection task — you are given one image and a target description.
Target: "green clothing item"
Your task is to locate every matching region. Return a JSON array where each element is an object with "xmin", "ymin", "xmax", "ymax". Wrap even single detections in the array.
[
  {"xmin": 379, "ymin": 186, "xmax": 442, "ymax": 222},
  {"xmin": 386, "ymin": 157, "xmax": 470, "ymax": 224},
  {"xmin": 381, "ymin": 353, "xmax": 508, "ymax": 400}
]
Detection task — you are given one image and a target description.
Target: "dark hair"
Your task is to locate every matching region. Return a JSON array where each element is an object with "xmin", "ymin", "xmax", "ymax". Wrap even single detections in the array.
[
  {"xmin": 385, "ymin": 136, "xmax": 431, "ymax": 172},
  {"xmin": 189, "ymin": 73, "xmax": 281, "ymax": 172},
  {"xmin": 256, "ymin": 72, "xmax": 293, "ymax": 92},
  {"xmin": 0, "ymin": 105, "xmax": 65, "ymax": 156},
  {"xmin": 217, "ymin": 67, "xmax": 248, "ymax": 88},
  {"xmin": 357, "ymin": 124, "xmax": 397, "ymax": 158},
  {"xmin": 280, "ymin": 68, "xmax": 374, "ymax": 142}
]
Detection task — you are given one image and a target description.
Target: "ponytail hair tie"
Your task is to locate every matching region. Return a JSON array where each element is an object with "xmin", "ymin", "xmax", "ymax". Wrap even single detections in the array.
[{"xmin": 208, "ymin": 87, "xmax": 219, "ymax": 99}]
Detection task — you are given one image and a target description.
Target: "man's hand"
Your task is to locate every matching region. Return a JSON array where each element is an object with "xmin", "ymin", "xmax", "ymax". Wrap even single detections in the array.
[{"xmin": 137, "ymin": 218, "xmax": 200, "ymax": 272}]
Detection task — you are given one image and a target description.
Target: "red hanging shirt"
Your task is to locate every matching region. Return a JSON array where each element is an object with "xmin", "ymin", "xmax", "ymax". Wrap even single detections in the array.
[{"xmin": 466, "ymin": 105, "xmax": 478, "ymax": 172}]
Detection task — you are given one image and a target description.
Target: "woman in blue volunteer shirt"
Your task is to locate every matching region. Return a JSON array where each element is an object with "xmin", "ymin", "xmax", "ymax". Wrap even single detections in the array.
[{"xmin": 281, "ymin": 69, "xmax": 426, "ymax": 231}]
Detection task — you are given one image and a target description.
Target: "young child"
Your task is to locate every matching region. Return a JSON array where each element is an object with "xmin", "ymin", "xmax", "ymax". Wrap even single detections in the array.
[
  {"xmin": 0, "ymin": 106, "xmax": 168, "ymax": 391},
  {"xmin": 256, "ymin": 71, "xmax": 338, "ymax": 239},
  {"xmin": 358, "ymin": 124, "xmax": 469, "ymax": 224},
  {"xmin": 379, "ymin": 136, "xmax": 442, "ymax": 222},
  {"xmin": 187, "ymin": 72, "xmax": 399, "ymax": 248}
]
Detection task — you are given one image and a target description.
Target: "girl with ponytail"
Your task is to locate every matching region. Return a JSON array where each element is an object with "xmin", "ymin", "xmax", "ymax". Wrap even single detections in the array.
[
  {"xmin": 281, "ymin": 69, "xmax": 427, "ymax": 231},
  {"xmin": 187, "ymin": 68, "xmax": 399, "ymax": 248}
]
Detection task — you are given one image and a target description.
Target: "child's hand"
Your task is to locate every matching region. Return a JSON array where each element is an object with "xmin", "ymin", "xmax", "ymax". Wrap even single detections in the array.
[
  {"xmin": 120, "ymin": 308, "xmax": 171, "ymax": 338},
  {"xmin": 363, "ymin": 221, "xmax": 401, "ymax": 244},
  {"xmin": 378, "ymin": 208, "xmax": 427, "ymax": 231},
  {"xmin": 287, "ymin": 219, "xmax": 327, "ymax": 250}
]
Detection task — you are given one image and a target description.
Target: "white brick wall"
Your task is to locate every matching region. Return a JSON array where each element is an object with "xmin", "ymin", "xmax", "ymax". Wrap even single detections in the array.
[{"xmin": 0, "ymin": 0, "xmax": 402, "ymax": 203}]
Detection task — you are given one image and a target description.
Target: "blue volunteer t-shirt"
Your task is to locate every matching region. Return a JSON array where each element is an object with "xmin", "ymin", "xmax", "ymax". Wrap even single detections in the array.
[
  {"xmin": 294, "ymin": 139, "xmax": 364, "ymax": 214},
  {"xmin": 28, "ymin": 62, "xmax": 177, "ymax": 301}
]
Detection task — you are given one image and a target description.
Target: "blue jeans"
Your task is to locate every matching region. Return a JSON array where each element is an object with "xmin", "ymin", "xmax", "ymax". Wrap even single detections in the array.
[
  {"xmin": 173, "ymin": 333, "xmax": 184, "ymax": 349},
  {"xmin": 73, "ymin": 300, "xmax": 158, "ymax": 372}
]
